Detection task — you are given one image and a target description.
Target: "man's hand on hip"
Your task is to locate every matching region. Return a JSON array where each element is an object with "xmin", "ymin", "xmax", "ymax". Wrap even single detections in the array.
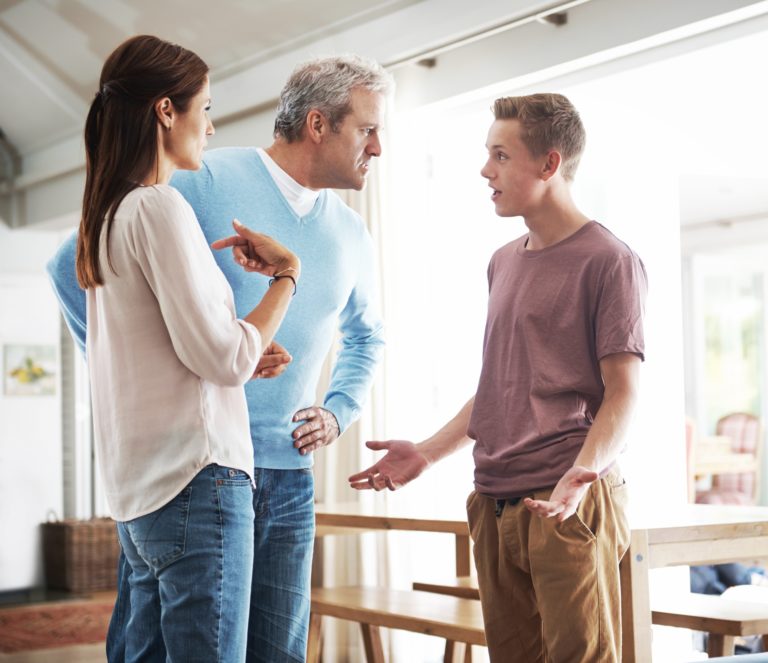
[
  {"xmin": 292, "ymin": 407, "xmax": 340, "ymax": 455},
  {"xmin": 523, "ymin": 465, "xmax": 599, "ymax": 522}
]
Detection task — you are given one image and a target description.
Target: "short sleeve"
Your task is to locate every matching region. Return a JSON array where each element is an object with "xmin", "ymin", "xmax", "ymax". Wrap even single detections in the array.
[{"xmin": 595, "ymin": 254, "xmax": 647, "ymax": 361}]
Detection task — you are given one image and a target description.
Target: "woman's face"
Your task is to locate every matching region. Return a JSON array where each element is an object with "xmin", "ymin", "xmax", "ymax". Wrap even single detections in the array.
[{"xmin": 164, "ymin": 76, "xmax": 214, "ymax": 171}]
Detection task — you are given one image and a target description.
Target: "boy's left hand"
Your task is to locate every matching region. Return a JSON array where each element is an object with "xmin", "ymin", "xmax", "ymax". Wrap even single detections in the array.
[{"xmin": 523, "ymin": 465, "xmax": 599, "ymax": 522}]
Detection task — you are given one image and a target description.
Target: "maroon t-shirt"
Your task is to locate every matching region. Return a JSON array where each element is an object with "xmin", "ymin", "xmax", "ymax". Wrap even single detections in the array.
[{"xmin": 467, "ymin": 221, "xmax": 647, "ymax": 498}]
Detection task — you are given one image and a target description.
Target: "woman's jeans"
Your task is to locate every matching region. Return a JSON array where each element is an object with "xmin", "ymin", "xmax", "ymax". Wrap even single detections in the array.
[
  {"xmin": 108, "ymin": 467, "xmax": 315, "ymax": 663},
  {"xmin": 115, "ymin": 464, "xmax": 254, "ymax": 663}
]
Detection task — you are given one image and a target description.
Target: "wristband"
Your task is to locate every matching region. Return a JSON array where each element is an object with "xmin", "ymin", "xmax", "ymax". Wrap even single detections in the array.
[{"xmin": 269, "ymin": 274, "xmax": 297, "ymax": 296}]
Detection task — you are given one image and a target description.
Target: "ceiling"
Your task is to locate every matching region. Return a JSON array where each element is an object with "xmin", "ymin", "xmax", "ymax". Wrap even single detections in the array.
[
  {"xmin": 0, "ymin": 0, "xmax": 421, "ymax": 154},
  {"xmin": 1, "ymin": 0, "xmax": 766, "ymax": 235}
]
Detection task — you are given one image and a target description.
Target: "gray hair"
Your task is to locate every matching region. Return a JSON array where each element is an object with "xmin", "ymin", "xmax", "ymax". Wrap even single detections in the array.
[{"xmin": 273, "ymin": 54, "xmax": 393, "ymax": 142}]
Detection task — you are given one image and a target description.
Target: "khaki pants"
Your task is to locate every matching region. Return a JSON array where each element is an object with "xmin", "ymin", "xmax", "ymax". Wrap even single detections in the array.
[{"xmin": 466, "ymin": 470, "xmax": 629, "ymax": 663}]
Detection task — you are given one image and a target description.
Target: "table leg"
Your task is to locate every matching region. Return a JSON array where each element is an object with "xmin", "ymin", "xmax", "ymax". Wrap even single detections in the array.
[
  {"xmin": 307, "ymin": 613, "xmax": 323, "ymax": 663},
  {"xmin": 360, "ymin": 623, "xmax": 385, "ymax": 663},
  {"xmin": 455, "ymin": 534, "xmax": 471, "ymax": 577},
  {"xmin": 706, "ymin": 634, "xmax": 734, "ymax": 657},
  {"xmin": 621, "ymin": 529, "xmax": 652, "ymax": 663}
]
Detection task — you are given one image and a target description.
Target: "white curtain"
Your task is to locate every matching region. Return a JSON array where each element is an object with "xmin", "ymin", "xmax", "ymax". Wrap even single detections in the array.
[{"xmin": 312, "ymin": 168, "xmax": 394, "ymax": 661}]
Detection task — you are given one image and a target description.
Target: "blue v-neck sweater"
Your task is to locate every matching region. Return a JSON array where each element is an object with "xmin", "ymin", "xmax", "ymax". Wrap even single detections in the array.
[{"xmin": 47, "ymin": 147, "xmax": 385, "ymax": 470}]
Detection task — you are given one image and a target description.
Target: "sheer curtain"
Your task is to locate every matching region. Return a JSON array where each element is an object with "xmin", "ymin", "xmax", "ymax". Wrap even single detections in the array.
[{"xmin": 312, "ymin": 168, "xmax": 394, "ymax": 661}]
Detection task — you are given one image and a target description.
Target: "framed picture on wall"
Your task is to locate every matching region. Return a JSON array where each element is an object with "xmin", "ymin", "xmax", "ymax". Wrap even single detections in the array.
[{"xmin": 3, "ymin": 344, "xmax": 57, "ymax": 396}]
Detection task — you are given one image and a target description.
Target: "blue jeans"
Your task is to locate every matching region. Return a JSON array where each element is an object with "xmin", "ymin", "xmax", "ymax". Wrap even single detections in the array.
[
  {"xmin": 112, "ymin": 464, "xmax": 254, "ymax": 663},
  {"xmin": 107, "ymin": 467, "xmax": 315, "ymax": 663}
]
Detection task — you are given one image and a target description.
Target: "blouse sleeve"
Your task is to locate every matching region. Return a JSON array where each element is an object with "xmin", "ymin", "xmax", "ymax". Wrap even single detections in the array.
[{"xmin": 128, "ymin": 186, "xmax": 262, "ymax": 387}]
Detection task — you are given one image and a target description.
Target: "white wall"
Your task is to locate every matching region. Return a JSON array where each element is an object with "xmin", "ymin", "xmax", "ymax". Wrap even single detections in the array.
[{"xmin": 0, "ymin": 224, "xmax": 66, "ymax": 591}]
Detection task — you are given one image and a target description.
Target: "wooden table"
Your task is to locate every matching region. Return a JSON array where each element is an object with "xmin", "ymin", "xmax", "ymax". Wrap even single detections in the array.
[
  {"xmin": 692, "ymin": 434, "xmax": 758, "ymax": 478},
  {"xmin": 693, "ymin": 452, "xmax": 758, "ymax": 477},
  {"xmin": 622, "ymin": 504, "xmax": 768, "ymax": 662}
]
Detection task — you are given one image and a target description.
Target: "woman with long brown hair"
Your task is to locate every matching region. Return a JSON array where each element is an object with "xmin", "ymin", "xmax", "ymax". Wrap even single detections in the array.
[{"xmin": 76, "ymin": 35, "xmax": 298, "ymax": 662}]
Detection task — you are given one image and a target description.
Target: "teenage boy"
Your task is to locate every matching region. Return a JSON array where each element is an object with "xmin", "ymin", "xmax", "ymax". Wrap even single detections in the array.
[{"xmin": 350, "ymin": 93, "xmax": 647, "ymax": 662}]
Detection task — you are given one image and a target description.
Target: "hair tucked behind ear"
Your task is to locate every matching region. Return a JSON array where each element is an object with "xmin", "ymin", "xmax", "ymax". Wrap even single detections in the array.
[{"xmin": 76, "ymin": 35, "xmax": 208, "ymax": 288}]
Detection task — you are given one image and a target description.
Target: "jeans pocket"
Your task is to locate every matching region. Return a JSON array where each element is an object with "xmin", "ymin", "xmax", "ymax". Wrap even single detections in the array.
[
  {"xmin": 125, "ymin": 486, "xmax": 191, "ymax": 572},
  {"xmin": 217, "ymin": 467, "xmax": 254, "ymax": 487}
]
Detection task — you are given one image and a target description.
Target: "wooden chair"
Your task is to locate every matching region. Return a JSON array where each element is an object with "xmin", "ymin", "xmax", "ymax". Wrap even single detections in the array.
[{"xmin": 697, "ymin": 412, "xmax": 762, "ymax": 505}]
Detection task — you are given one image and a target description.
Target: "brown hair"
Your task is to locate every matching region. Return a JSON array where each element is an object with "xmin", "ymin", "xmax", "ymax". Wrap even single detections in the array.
[
  {"xmin": 76, "ymin": 35, "xmax": 208, "ymax": 288},
  {"xmin": 493, "ymin": 93, "xmax": 585, "ymax": 181}
]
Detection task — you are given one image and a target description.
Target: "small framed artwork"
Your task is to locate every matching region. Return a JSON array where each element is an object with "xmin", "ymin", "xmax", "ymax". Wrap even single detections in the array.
[{"xmin": 3, "ymin": 344, "xmax": 57, "ymax": 396}]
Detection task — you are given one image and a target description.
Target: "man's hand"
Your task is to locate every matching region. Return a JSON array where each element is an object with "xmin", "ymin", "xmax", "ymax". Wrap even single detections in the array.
[
  {"xmin": 523, "ymin": 466, "xmax": 599, "ymax": 522},
  {"xmin": 292, "ymin": 407, "xmax": 340, "ymax": 455},
  {"xmin": 348, "ymin": 440, "xmax": 429, "ymax": 491},
  {"xmin": 253, "ymin": 341, "xmax": 291, "ymax": 379}
]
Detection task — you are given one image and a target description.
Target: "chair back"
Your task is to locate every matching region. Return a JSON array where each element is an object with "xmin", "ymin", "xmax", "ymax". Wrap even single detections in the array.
[{"xmin": 712, "ymin": 412, "xmax": 761, "ymax": 503}]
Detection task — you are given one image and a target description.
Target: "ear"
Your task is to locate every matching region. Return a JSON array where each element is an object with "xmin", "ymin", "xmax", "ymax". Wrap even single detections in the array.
[
  {"xmin": 154, "ymin": 97, "xmax": 174, "ymax": 131},
  {"xmin": 304, "ymin": 109, "xmax": 327, "ymax": 144},
  {"xmin": 541, "ymin": 150, "xmax": 562, "ymax": 181}
]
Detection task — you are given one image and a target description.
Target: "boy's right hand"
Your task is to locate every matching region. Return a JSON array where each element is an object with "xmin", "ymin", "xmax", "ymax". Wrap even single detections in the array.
[{"xmin": 348, "ymin": 440, "xmax": 430, "ymax": 491}]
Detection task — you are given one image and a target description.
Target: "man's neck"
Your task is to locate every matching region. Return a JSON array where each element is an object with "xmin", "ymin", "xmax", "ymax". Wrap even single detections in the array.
[{"xmin": 265, "ymin": 140, "xmax": 319, "ymax": 190}]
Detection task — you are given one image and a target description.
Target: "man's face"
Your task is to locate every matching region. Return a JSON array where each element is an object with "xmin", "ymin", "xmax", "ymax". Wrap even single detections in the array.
[
  {"xmin": 480, "ymin": 119, "xmax": 545, "ymax": 218},
  {"xmin": 318, "ymin": 88, "xmax": 384, "ymax": 190}
]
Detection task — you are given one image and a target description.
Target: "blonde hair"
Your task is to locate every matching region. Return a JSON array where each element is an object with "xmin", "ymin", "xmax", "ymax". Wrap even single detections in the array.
[{"xmin": 493, "ymin": 93, "xmax": 585, "ymax": 181}]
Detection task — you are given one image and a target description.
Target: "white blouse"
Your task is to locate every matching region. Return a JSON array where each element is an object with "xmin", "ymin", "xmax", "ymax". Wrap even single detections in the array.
[{"xmin": 87, "ymin": 185, "xmax": 261, "ymax": 521}]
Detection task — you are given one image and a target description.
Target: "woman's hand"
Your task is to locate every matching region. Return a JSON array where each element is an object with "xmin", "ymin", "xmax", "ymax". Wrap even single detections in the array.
[
  {"xmin": 212, "ymin": 220, "xmax": 300, "ymax": 279},
  {"xmin": 253, "ymin": 341, "xmax": 292, "ymax": 379}
]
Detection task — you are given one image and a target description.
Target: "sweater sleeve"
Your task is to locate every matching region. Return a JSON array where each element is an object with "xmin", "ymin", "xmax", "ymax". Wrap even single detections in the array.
[
  {"xmin": 130, "ymin": 187, "xmax": 262, "ymax": 387},
  {"xmin": 322, "ymin": 227, "xmax": 385, "ymax": 433},
  {"xmin": 46, "ymin": 231, "xmax": 87, "ymax": 356}
]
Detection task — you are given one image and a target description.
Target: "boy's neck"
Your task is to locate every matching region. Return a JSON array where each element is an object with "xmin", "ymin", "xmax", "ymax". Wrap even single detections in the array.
[{"xmin": 523, "ymin": 188, "xmax": 591, "ymax": 250}]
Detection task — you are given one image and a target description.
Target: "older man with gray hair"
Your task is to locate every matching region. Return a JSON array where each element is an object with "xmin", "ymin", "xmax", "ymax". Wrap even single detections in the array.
[{"xmin": 47, "ymin": 54, "xmax": 392, "ymax": 663}]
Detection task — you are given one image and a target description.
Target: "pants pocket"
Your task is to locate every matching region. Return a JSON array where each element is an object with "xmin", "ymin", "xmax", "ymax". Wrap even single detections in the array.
[
  {"xmin": 608, "ymin": 479, "xmax": 630, "ymax": 558},
  {"xmin": 124, "ymin": 486, "xmax": 191, "ymax": 572}
]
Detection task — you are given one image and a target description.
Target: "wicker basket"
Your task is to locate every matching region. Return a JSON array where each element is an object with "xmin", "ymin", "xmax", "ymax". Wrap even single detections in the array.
[{"xmin": 42, "ymin": 517, "xmax": 120, "ymax": 592}]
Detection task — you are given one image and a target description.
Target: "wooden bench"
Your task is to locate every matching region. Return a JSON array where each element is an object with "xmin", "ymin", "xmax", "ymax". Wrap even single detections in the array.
[
  {"xmin": 651, "ymin": 592, "xmax": 768, "ymax": 656},
  {"xmin": 413, "ymin": 577, "xmax": 480, "ymax": 600},
  {"xmin": 307, "ymin": 586, "xmax": 486, "ymax": 663},
  {"xmin": 412, "ymin": 579, "xmax": 768, "ymax": 657}
]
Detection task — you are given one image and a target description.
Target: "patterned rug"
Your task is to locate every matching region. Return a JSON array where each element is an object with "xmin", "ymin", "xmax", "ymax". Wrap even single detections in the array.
[{"xmin": 0, "ymin": 599, "xmax": 113, "ymax": 653}]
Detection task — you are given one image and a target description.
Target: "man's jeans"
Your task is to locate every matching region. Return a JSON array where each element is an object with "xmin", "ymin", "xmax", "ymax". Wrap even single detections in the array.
[
  {"xmin": 107, "ymin": 467, "xmax": 315, "ymax": 663},
  {"xmin": 113, "ymin": 464, "xmax": 254, "ymax": 663}
]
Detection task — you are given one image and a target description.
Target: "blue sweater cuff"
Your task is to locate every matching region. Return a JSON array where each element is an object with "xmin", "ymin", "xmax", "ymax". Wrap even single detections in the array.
[{"xmin": 323, "ymin": 394, "xmax": 359, "ymax": 435}]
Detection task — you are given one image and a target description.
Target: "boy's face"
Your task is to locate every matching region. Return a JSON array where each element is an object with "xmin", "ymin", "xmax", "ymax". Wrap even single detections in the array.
[{"xmin": 481, "ymin": 119, "xmax": 546, "ymax": 218}]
